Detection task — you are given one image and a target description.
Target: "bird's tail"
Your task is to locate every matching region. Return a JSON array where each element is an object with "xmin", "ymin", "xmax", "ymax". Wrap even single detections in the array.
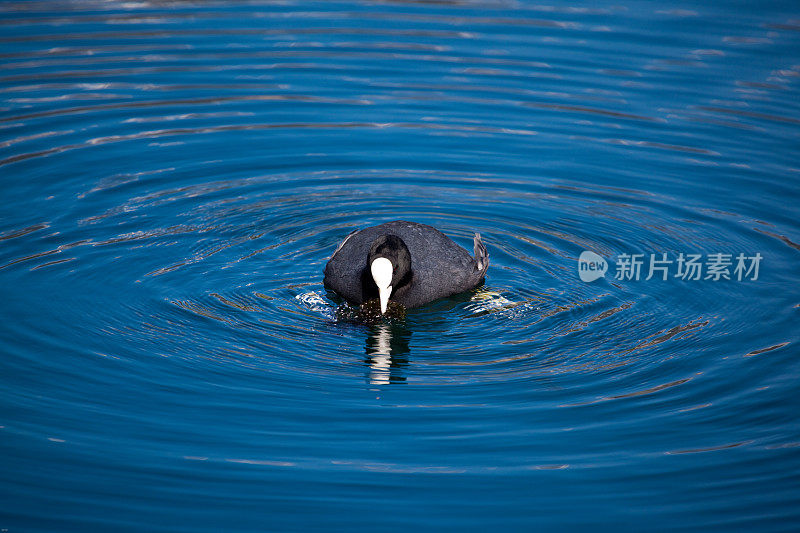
[{"xmin": 473, "ymin": 233, "xmax": 489, "ymax": 278}]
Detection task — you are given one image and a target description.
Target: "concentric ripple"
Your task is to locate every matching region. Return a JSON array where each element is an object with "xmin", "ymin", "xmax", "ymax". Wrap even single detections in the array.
[{"xmin": 1, "ymin": 1, "xmax": 799, "ymax": 530}]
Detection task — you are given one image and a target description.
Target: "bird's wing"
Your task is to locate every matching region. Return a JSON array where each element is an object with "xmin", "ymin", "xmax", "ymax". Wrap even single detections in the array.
[{"xmin": 330, "ymin": 229, "xmax": 359, "ymax": 260}]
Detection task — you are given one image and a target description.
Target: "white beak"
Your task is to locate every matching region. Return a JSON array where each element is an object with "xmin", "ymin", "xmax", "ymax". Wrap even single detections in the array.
[
  {"xmin": 370, "ymin": 257, "xmax": 393, "ymax": 315},
  {"xmin": 378, "ymin": 285, "xmax": 392, "ymax": 314}
]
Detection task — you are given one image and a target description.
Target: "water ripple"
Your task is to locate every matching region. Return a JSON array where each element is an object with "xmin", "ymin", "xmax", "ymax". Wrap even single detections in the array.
[{"xmin": 1, "ymin": 0, "xmax": 799, "ymax": 530}]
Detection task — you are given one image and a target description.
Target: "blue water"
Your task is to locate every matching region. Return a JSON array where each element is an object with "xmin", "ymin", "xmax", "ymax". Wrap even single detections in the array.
[{"xmin": 1, "ymin": 1, "xmax": 799, "ymax": 530}]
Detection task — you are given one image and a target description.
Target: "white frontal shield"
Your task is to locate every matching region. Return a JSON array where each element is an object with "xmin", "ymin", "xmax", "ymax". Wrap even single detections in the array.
[{"xmin": 370, "ymin": 257, "xmax": 393, "ymax": 314}]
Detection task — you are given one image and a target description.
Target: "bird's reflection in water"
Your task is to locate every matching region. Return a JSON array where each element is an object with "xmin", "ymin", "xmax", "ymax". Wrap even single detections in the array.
[{"xmin": 365, "ymin": 323, "xmax": 411, "ymax": 385}]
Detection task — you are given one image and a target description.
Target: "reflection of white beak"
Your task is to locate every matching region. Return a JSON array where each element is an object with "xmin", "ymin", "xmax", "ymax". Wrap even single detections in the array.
[
  {"xmin": 370, "ymin": 257, "xmax": 393, "ymax": 315},
  {"xmin": 369, "ymin": 324, "xmax": 392, "ymax": 385}
]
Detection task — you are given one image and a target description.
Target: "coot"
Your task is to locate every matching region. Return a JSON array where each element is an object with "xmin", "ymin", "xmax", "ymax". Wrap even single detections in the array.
[{"xmin": 323, "ymin": 221, "xmax": 489, "ymax": 314}]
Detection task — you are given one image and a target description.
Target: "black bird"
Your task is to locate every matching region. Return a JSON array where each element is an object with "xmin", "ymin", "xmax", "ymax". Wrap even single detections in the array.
[{"xmin": 323, "ymin": 221, "xmax": 489, "ymax": 314}]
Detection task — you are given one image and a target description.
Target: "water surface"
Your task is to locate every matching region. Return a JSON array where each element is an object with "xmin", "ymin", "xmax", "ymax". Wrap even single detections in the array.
[{"xmin": 1, "ymin": 0, "xmax": 799, "ymax": 530}]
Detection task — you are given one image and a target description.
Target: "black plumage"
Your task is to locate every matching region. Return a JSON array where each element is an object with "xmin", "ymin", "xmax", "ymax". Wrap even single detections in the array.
[{"xmin": 323, "ymin": 221, "xmax": 489, "ymax": 310}]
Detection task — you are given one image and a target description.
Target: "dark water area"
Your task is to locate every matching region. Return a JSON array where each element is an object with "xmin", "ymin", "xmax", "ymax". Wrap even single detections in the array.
[{"xmin": 1, "ymin": 1, "xmax": 799, "ymax": 530}]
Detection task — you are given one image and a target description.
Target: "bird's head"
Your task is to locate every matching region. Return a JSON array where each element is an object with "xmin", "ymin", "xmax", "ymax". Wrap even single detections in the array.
[{"xmin": 367, "ymin": 235, "xmax": 411, "ymax": 314}]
